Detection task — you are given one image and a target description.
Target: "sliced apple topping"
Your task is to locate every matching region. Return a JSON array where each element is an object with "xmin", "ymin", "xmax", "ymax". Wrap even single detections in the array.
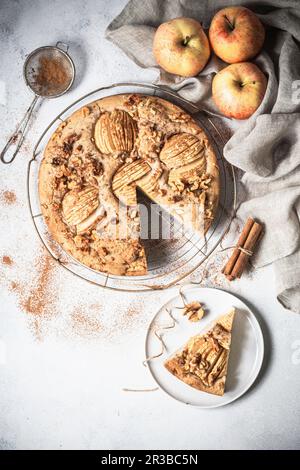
[
  {"xmin": 112, "ymin": 159, "xmax": 152, "ymax": 206},
  {"xmin": 94, "ymin": 109, "xmax": 137, "ymax": 154},
  {"xmin": 62, "ymin": 186, "xmax": 105, "ymax": 234},
  {"xmin": 160, "ymin": 133, "xmax": 205, "ymax": 169}
]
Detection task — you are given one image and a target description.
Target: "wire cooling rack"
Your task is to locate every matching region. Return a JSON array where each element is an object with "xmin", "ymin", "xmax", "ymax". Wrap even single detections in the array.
[{"xmin": 27, "ymin": 82, "xmax": 236, "ymax": 291}]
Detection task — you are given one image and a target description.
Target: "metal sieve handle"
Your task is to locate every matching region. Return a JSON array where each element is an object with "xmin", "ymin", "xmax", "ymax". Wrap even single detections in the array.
[
  {"xmin": 55, "ymin": 41, "xmax": 69, "ymax": 53},
  {"xmin": 0, "ymin": 95, "xmax": 39, "ymax": 164}
]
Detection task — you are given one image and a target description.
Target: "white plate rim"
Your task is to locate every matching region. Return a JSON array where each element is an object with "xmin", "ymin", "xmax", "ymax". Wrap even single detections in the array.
[{"xmin": 145, "ymin": 286, "xmax": 265, "ymax": 409}]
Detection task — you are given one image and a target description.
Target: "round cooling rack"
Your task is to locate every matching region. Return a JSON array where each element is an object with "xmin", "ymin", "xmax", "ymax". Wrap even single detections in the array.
[{"xmin": 27, "ymin": 82, "xmax": 236, "ymax": 292}]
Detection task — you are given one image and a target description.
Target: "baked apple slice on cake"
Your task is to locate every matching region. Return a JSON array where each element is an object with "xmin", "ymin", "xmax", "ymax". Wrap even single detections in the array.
[{"xmin": 164, "ymin": 308, "xmax": 235, "ymax": 396}]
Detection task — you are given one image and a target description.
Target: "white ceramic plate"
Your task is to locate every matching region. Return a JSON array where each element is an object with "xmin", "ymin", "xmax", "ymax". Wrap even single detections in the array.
[{"xmin": 145, "ymin": 287, "xmax": 264, "ymax": 408}]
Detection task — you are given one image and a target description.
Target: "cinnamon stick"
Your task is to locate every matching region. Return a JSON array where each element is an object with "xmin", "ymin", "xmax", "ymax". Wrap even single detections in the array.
[
  {"xmin": 230, "ymin": 222, "xmax": 263, "ymax": 279},
  {"xmin": 223, "ymin": 217, "xmax": 263, "ymax": 281},
  {"xmin": 222, "ymin": 217, "xmax": 255, "ymax": 276}
]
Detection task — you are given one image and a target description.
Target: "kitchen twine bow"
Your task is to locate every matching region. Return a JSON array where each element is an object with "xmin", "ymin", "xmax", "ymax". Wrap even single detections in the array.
[{"xmin": 122, "ymin": 213, "xmax": 262, "ymax": 393}]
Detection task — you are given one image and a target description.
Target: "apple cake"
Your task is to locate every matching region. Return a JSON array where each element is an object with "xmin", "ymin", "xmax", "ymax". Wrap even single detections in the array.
[
  {"xmin": 39, "ymin": 94, "xmax": 220, "ymax": 276},
  {"xmin": 164, "ymin": 308, "xmax": 235, "ymax": 396}
]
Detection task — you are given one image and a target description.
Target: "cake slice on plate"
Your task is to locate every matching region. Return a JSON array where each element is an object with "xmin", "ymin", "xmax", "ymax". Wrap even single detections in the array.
[{"xmin": 164, "ymin": 308, "xmax": 235, "ymax": 396}]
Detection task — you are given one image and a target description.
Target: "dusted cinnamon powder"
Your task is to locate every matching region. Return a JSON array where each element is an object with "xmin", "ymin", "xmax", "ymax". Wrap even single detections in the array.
[
  {"xmin": 1, "ymin": 190, "xmax": 16, "ymax": 205},
  {"xmin": 66, "ymin": 298, "xmax": 148, "ymax": 342},
  {"xmin": 126, "ymin": 303, "xmax": 142, "ymax": 317},
  {"xmin": 1, "ymin": 249, "xmax": 147, "ymax": 342},
  {"xmin": 0, "ymin": 242, "xmax": 148, "ymax": 343},
  {"xmin": 118, "ymin": 298, "xmax": 147, "ymax": 331},
  {"xmin": 34, "ymin": 56, "xmax": 69, "ymax": 96},
  {"xmin": 71, "ymin": 307, "xmax": 102, "ymax": 338},
  {"xmin": 0, "ymin": 247, "xmax": 58, "ymax": 340},
  {"xmin": 20, "ymin": 254, "xmax": 55, "ymax": 316},
  {"xmin": 2, "ymin": 256, "xmax": 13, "ymax": 266},
  {"xmin": 16, "ymin": 251, "xmax": 58, "ymax": 340},
  {"xmin": 10, "ymin": 281, "xmax": 19, "ymax": 291},
  {"xmin": 0, "ymin": 240, "xmax": 149, "ymax": 342}
]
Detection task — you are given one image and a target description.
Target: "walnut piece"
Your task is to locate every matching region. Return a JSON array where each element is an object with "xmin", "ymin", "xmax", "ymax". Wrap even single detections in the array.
[
  {"xmin": 62, "ymin": 133, "xmax": 81, "ymax": 156},
  {"xmin": 182, "ymin": 301, "xmax": 205, "ymax": 322}
]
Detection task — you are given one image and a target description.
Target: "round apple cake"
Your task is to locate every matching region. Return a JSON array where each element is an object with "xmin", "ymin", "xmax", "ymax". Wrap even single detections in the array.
[{"xmin": 39, "ymin": 94, "xmax": 220, "ymax": 276}]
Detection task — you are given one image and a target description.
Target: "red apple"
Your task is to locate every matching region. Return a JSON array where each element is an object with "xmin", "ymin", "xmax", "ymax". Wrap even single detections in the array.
[
  {"xmin": 212, "ymin": 62, "xmax": 267, "ymax": 119},
  {"xmin": 209, "ymin": 6, "xmax": 265, "ymax": 64},
  {"xmin": 153, "ymin": 17, "xmax": 210, "ymax": 77}
]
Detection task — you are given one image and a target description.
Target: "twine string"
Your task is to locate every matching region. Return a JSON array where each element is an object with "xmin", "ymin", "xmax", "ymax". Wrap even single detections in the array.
[
  {"xmin": 237, "ymin": 246, "xmax": 253, "ymax": 256},
  {"xmin": 122, "ymin": 387, "xmax": 159, "ymax": 392},
  {"xmin": 122, "ymin": 308, "xmax": 177, "ymax": 393},
  {"xmin": 218, "ymin": 244, "xmax": 253, "ymax": 257},
  {"xmin": 142, "ymin": 308, "xmax": 177, "ymax": 367}
]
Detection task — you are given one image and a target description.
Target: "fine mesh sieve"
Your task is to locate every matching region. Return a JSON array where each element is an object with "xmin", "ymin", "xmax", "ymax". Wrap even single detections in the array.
[{"xmin": 0, "ymin": 42, "xmax": 75, "ymax": 164}]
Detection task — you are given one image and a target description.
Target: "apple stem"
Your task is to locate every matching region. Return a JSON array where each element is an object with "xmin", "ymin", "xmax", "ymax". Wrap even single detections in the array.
[
  {"xmin": 240, "ymin": 80, "xmax": 256, "ymax": 87},
  {"xmin": 224, "ymin": 15, "xmax": 235, "ymax": 31},
  {"xmin": 183, "ymin": 36, "xmax": 191, "ymax": 46}
]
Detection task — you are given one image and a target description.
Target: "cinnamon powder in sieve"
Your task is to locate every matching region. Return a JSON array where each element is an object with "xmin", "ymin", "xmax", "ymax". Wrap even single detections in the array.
[{"xmin": 34, "ymin": 56, "xmax": 69, "ymax": 95}]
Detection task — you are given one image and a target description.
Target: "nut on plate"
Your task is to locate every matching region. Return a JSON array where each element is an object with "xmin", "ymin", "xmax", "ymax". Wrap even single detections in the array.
[{"xmin": 182, "ymin": 301, "xmax": 205, "ymax": 322}]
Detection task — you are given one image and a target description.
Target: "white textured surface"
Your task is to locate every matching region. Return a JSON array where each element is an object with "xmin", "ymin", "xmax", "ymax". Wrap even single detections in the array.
[{"xmin": 0, "ymin": 0, "xmax": 299, "ymax": 450}]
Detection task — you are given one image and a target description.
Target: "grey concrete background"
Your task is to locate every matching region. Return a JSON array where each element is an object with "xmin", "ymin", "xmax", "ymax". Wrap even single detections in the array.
[{"xmin": 0, "ymin": 0, "xmax": 299, "ymax": 450}]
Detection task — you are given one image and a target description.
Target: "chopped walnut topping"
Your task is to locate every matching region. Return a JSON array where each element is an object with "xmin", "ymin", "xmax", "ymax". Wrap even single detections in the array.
[
  {"xmin": 205, "ymin": 208, "xmax": 213, "ymax": 219},
  {"xmin": 173, "ymin": 194, "xmax": 183, "ymax": 203},
  {"xmin": 130, "ymin": 209, "xmax": 138, "ymax": 219},
  {"xmin": 137, "ymin": 122, "xmax": 164, "ymax": 158},
  {"xmin": 51, "ymin": 157, "xmax": 64, "ymax": 166},
  {"xmin": 169, "ymin": 179, "xmax": 185, "ymax": 193},
  {"xmin": 200, "ymin": 176, "xmax": 212, "ymax": 190},
  {"xmin": 67, "ymin": 180, "xmax": 79, "ymax": 190},
  {"xmin": 123, "ymin": 94, "xmax": 142, "ymax": 109},
  {"xmin": 158, "ymin": 187, "xmax": 167, "ymax": 197},
  {"xmin": 87, "ymin": 157, "xmax": 104, "ymax": 177},
  {"xmin": 97, "ymin": 246, "xmax": 110, "ymax": 258},
  {"xmin": 74, "ymin": 235, "xmax": 90, "ymax": 251},
  {"xmin": 62, "ymin": 133, "xmax": 81, "ymax": 156}
]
